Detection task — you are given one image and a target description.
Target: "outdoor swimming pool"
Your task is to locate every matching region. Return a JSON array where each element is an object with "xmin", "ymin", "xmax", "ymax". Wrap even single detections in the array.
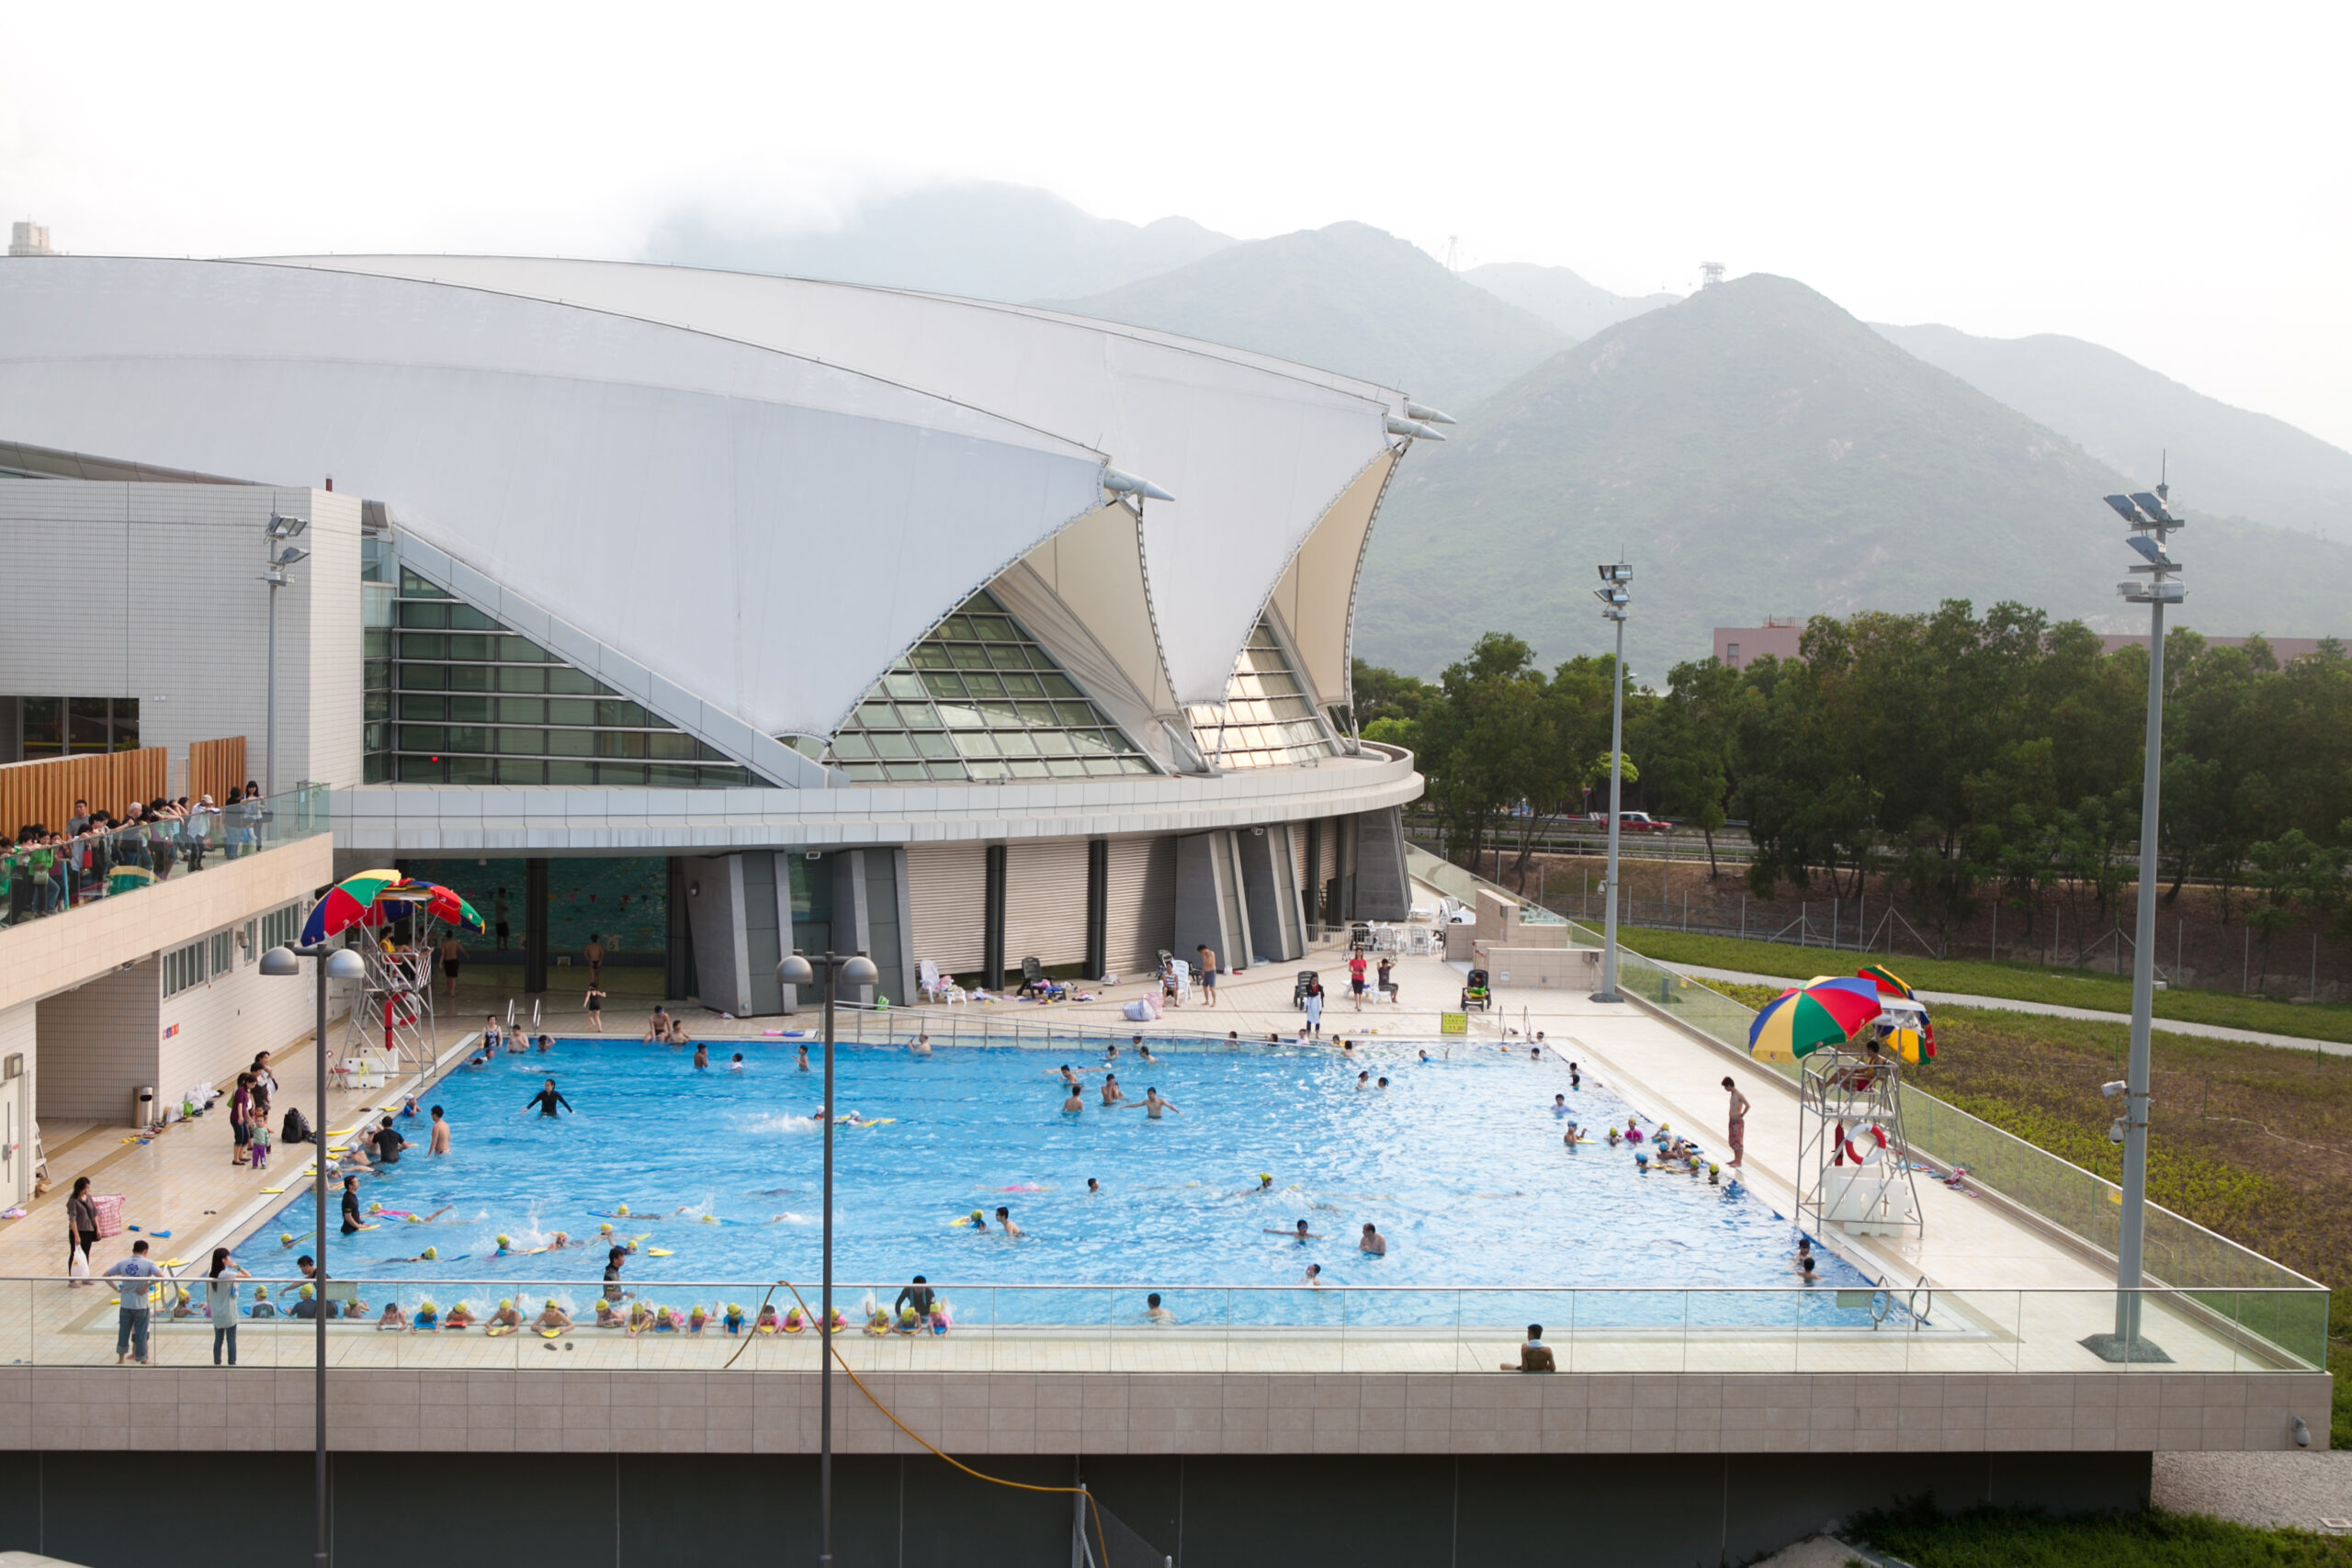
[{"xmin": 240, "ymin": 1034, "xmax": 1879, "ymax": 1325}]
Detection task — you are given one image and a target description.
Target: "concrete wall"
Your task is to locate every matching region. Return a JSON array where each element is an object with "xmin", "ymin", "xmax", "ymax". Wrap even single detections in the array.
[
  {"xmin": 0, "ymin": 479, "xmax": 364, "ymax": 791},
  {"xmin": 153, "ymin": 908, "xmax": 322, "ymax": 1107},
  {"xmin": 1172, "ymin": 831, "xmax": 1251, "ymax": 976},
  {"xmin": 1235, "ymin": 824, "xmax": 1306, "ymax": 964},
  {"xmin": 35, "ymin": 960, "xmax": 160, "ymax": 1124},
  {"xmin": 0, "ymin": 1443, "xmax": 2160, "ymax": 1568},
  {"xmin": 680, "ymin": 854, "xmax": 752, "ymax": 1015},
  {"xmin": 1471, "ymin": 942, "xmax": 1600, "ymax": 989},
  {"xmin": 0, "ymin": 1004, "xmax": 32, "ymax": 1205}
]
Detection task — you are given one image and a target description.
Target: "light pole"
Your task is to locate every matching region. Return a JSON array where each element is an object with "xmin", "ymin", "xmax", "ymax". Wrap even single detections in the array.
[
  {"xmin": 261, "ymin": 937, "xmax": 369, "ymax": 1568},
  {"xmin": 2090, "ymin": 483, "xmax": 2185, "ymax": 1362},
  {"xmin": 262, "ymin": 513, "xmax": 310, "ymax": 798},
  {"xmin": 1590, "ymin": 562, "xmax": 1633, "ymax": 1002},
  {"xmin": 775, "ymin": 948, "xmax": 879, "ymax": 1568}
]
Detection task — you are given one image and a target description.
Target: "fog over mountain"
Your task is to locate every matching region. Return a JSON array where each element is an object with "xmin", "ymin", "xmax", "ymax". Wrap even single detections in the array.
[
  {"xmin": 644, "ymin": 181, "xmax": 1233, "ymax": 303},
  {"xmin": 1464, "ymin": 262, "xmax": 1680, "ymax": 343}
]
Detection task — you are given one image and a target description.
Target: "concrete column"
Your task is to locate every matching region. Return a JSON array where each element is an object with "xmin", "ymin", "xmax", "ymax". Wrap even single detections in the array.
[
  {"xmin": 1084, "ymin": 839, "xmax": 1109, "ymax": 980},
  {"xmin": 664, "ymin": 856, "xmax": 694, "ymax": 1003},
  {"xmin": 983, "ymin": 844, "xmax": 1007, "ymax": 989},
  {"xmin": 523, "ymin": 858, "xmax": 549, "ymax": 993},
  {"xmin": 1352, "ymin": 807, "xmax": 1412, "ymax": 920},
  {"xmin": 1236, "ymin": 824, "xmax": 1306, "ymax": 964},
  {"xmin": 680, "ymin": 854, "xmax": 752, "ymax": 1015},
  {"xmin": 1174, "ymin": 831, "xmax": 1255, "ymax": 976}
]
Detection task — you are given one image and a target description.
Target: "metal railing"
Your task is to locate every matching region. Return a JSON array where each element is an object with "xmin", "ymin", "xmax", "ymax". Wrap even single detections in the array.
[
  {"xmin": 0, "ymin": 784, "xmax": 330, "ymax": 931},
  {"xmin": 15, "ymin": 1277, "xmax": 2324, "ymax": 1373},
  {"xmin": 1403, "ymin": 846, "xmax": 2330, "ymax": 1324}
]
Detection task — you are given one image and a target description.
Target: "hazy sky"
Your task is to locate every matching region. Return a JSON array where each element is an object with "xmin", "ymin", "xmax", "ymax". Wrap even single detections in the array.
[{"xmin": 6, "ymin": 2, "xmax": 2348, "ymax": 451}]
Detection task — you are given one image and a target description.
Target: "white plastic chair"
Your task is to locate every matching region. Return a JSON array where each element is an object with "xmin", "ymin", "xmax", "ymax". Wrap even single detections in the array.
[
  {"xmin": 1171, "ymin": 958, "xmax": 1193, "ymax": 1003},
  {"xmin": 916, "ymin": 959, "xmax": 966, "ymax": 1007}
]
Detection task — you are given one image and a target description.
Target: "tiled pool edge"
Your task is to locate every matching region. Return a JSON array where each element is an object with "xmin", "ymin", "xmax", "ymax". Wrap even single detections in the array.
[{"xmin": 0, "ymin": 1367, "xmax": 2324, "ymax": 1455}]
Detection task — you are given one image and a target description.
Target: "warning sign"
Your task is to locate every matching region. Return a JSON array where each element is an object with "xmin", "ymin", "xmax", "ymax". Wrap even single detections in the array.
[{"xmin": 1440, "ymin": 1012, "xmax": 1468, "ymax": 1035}]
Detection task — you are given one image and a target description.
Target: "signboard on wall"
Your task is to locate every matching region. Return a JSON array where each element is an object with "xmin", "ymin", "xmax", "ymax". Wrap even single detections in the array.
[{"xmin": 1440, "ymin": 1012, "xmax": 1467, "ymax": 1035}]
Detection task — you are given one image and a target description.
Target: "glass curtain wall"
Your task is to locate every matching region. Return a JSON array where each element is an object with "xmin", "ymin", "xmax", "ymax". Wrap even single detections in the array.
[
  {"xmin": 824, "ymin": 590, "xmax": 1154, "ymax": 784},
  {"xmin": 1182, "ymin": 617, "xmax": 1338, "ymax": 770},
  {"xmin": 361, "ymin": 537, "xmax": 751, "ymax": 788}
]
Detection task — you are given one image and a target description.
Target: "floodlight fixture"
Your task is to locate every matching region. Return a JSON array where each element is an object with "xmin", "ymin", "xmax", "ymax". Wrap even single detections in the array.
[
  {"xmin": 266, "ymin": 513, "xmax": 310, "ymax": 540},
  {"xmin": 1101, "ymin": 468, "xmax": 1175, "ymax": 502},
  {"xmin": 2117, "ymin": 581, "xmax": 2185, "ymax": 604},
  {"xmin": 276, "ymin": 545, "xmax": 310, "ymax": 568},
  {"xmin": 1597, "ymin": 563, "xmax": 1634, "ymax": 583},
  {"xmin": 1593, "ymin": 586, "xmax": 1629, "ymax": 606}
]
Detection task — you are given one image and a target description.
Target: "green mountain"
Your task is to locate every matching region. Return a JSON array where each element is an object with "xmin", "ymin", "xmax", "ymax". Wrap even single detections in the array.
[
  {"xmin": 646, "ymin": 181, "xmax": 1234, "ymax": 303},
  {"xmin": 1464, "ymin": 262, "xmax": 1680, "ymax": 342},
  {"xmin": 1353, "ymin": 275, "xmax": 2352, "ymax": 679},
  {"xmin": 1044, "ymin": 222, "xmax": 1566, "ymax": 414},
  {"xmin": 1872, "ymin": 321, "xmax": 2352, "ymax": 537}
]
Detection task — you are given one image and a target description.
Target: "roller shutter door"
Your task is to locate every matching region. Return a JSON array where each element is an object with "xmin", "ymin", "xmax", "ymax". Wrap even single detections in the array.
[
  {"xmin": 1005, "ymin": 838, "xmax": 1091, "ymax": 969},
  {"xmin": 906, "ymin": 841, "xmax": 988, "ymax": 975},
  {"xmin": 1289, "ymin": 822, "xmax": 1308, "ymax": 899},
  {"xmin": 1107, "ymin": 835, "xmax": 1176, "ymax": 977}
]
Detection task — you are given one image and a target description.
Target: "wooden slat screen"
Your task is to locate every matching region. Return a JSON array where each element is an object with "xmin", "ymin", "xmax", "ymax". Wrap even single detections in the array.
[
  {"xmin": 0, "ymin": 749, "xmax": 168, "ymax": 837},
  {"xmin": 187, "ymin": 737, "xmax": 249, "ymax": 807}
]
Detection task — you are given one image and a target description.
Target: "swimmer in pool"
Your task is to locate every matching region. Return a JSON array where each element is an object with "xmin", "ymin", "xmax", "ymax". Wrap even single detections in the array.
[
  {"xmin": 1563, "ymin": 1123, "xmax": 1583, "ymax": 1149},
  {"xmin": 1252, "ymin": 1174, "xmax": 1274, "ymax": 1194},
  {"xmin": 1377, "ymin": 1077, "xmax": 1389, "ymax": 1090},
  {"xmin": 797, "ymin": 1044, "xmax": 809, "ymax": 1073},
  {"xmin": 535, "ymin": 1300, "xmax": 573, "ymax": 1334},
  {"xmin": 1105, "ymin": 1042, "xmax": 1123, "ymax": 1064},
  {"xmin": 1265, "ymin": 1219, "xmax": 1320, "ymax": 1245},
  {"xmin": 1356, "ymin": 1071, "xmax": 1371, "ymax": 1090},
  {"xmin": 692, "ymin": 1043, "xmax": 709, "ymax": 1070},
  {"xmin": 910, "ymin": 1033, "xmax": 932, "ymax": 1056},
  {"xmin": 1360, "ymin": 1223, "xmax": 1386, "ymax": 1256},
  {"xmin": 1552, "ymin": 1094, "xmax": 1571, "ymax": 1118},
  {"xmin": 1606, "ymin": 1127, "xmax": 1623, "ymax": 1146},
  {"xmin": 1100, "ymin": 1074, "xmax": 1125, "ymax": 1107},
  {"xmin": 967, "ymin": 1211, "xmax": 989, "ymax": 1234},
  {"xmin": 1418, "ymin": 1050, "xmax": 1430, "ymax": 1064},
  {"xmin": 1086, "ymin": 1179, "xmax": 1101, "ymax": 1195},
  {"xmin": 1569, "ymin": 1062, "xmax": 1581, "ymax": 1089},
  {"xmin": 1340, "ymin": 1039, "xmax": 1354, "ymax": 1056},
  {"xmin": 1061, "ymin": 1088, "xmax": 1085, "ymax": 1113},
  {"xmin": 994, "ymin": 1206, "xmax": 1023, "ymax": 1238},
  {"xmin": 1145, "ymin": 1292, "xmax": 1176, "ymax": 1324},
  {"xmin": 1128, "ymin": 1087, "xmax": 1182, "ymax": 1120},
  {"xmin": 1055, "ymin": 1065, "xmax": 1084, "ymax": 1087},
  {"xmin": 1530, "ymin": 1045, "xmax": 1542, "ymax": 1060},
  {"xmin": 1301, "ymin": 1262, "xmax": 1322, "ymax": 1287},
  {"xmin": 729, "ymin": 1053, "xmax": 744, "ymax": 1071},
  {"xmin": 1137, "ymin": 1043, "xmax": 1158, "ymax": 1065}
]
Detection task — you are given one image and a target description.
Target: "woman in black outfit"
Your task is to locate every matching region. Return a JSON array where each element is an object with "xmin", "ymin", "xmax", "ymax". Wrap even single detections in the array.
[{"xmin": 66, "ymin": 1176, "xmax": 98, "ymax": 1272}]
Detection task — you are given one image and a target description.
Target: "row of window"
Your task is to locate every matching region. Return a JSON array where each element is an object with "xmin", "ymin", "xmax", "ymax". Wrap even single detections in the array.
[
  {"xmin": 6, "ymin": 695, "xmax": 140, "ymax": 760},
  {"xmin": 161, "ymin": 903, "xmax": 301, "ymax": 998},
  {"xmin": 378, "ymin": 725, "xmax": 723, "ymax": 761},
  {"xmin": 1183, "ymin": 621, "xmax": 1337, "ymax": 770},
  {"xmin": 380, "ymin": 694, "xmax": 662, "ymax": 728}
]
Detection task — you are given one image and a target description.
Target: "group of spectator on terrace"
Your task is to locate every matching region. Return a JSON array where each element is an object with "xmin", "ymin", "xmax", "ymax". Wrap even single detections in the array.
[{"xmin": 3, "ymin": 782, "xmax": 266, "ymax": 922}]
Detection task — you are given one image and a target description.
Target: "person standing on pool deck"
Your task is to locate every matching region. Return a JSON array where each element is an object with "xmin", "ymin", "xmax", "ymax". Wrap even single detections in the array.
[
  {"xmin": 105, "ymin": 1241, "xmax": 164, "ymax": 1364},
  {"xmin": 428, "ymin": 1105, "xmax": 451, "ymax": 1156},
  {"xmin": 1303, "ymin": 975, "xmax": 1324, "ymax": 1035},
  {"xmin": 585, "ymin": 932, "xmax": 605, "ymax": 987},
  {"xmin": 438, "ymin": 931, "xmax": 465, "ymax": 1002},
  {"xmin": 584, "ymin": 984, "xmax": 607, "ymax": 1032},
  {"xmin": 1722, "ymin": 1077, "xmax": 1750, "ymax": 1168},
  {"xmin": 1347, "ymin": 950, "xmax": 1369, "ymax": 1010},
  {"xmin": 1195, "ymin": 944, "xmax": 1218, "ymax": 1008},
  {"xmin": 526, "ymin": 1078, "xmax": 574, "ymax": 1118}
]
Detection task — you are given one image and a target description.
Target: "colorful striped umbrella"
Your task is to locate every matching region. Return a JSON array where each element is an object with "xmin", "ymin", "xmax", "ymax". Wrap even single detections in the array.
[
  {"xmin": 299, "ymin": 868, "xmax": 408, "ymax": 945},
  {"xmin": 382, "ymin": 881, "xmax": 484, "ymax": 932},
  {"xmin": 1747, "ymin": 977, "xmax": 1885, "ymax": 1063},
  {"xmin": 1855, "ymin": 965, "xmax": 1936, "ymax": 1060}
]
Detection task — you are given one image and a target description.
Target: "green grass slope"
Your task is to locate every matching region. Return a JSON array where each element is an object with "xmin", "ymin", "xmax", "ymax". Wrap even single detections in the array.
[
  {"xmin": 1355, "ymin": 275, "xmax": 2352, "ymax": 676},
  {"xmin": 1043, "ymin": 221, "xmax": 1565, "ymax": 414}
]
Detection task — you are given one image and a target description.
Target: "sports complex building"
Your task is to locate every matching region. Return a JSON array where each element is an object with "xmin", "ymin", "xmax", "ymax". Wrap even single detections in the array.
[{"xmin": 0, "ymin": 255, "xmax": 2329, "ymax": 1568}]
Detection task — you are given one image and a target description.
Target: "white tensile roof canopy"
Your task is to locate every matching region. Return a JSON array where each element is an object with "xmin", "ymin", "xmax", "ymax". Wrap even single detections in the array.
[{"xmin": 0, "ymin": 254, "xmax": 1419, "ymax": 777}]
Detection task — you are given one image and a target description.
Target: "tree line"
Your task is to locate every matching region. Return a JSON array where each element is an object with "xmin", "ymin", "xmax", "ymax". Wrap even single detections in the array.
[{"xmin": 1357, "ymin": 602, "xmax": 2352, "ymax": 964}]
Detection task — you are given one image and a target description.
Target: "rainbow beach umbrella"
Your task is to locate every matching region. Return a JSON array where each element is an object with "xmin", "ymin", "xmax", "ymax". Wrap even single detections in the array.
[
  {"xmin": 1747, "ymin": 977, "xmax": 1885, "ymax": 1063},
  {"xmin": 381, "ymin": 881, "xmax": 484, "ymax": 932},
  {"xmin": 1855, "ymin": 964, "xmax": 1936, "ymax": 1060},
  {"xmin": 299, "ymin": 868, "xmax": 407, "ymax": 945}
]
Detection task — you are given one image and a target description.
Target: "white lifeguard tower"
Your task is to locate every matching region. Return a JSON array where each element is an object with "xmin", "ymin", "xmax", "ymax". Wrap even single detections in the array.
[{"xmin": 1795, "ymin": 1001, "xmax": 1928, "ymax": 1238}]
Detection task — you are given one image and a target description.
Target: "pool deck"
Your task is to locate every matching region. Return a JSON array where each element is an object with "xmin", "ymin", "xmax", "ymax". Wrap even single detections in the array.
[{"xmin": 0, "ymin": 910, "xmax": 2324, "ymax": 1454}]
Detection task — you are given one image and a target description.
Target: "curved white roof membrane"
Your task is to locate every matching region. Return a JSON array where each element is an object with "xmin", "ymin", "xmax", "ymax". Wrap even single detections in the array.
[
  {"xmin": 258, "ymin": 256, "xmax": 1406, "ymax": 705},
  {"xmin": 0, "ymin": 257, "xmax": 1107, "ymax": 740}
]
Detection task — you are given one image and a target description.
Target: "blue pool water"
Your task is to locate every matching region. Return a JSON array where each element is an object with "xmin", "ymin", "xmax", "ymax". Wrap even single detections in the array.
[{"xmin": 241, "ymin": 1036, "xmax": 1878, "ymax": 1325}]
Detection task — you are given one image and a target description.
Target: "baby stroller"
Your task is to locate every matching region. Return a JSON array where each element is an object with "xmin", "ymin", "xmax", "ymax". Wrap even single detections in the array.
[
  {"xmin": 1292, "ymin": 970, "xmax": 1320, "ymax": 1010},
  {"xmin": 1461, "ymin": 968, "xmax": 1492, "ymax": 1011}
]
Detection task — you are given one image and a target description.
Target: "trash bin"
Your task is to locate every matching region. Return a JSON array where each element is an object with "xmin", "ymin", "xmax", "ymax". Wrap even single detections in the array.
[{"xmin": 135, "ymin": 1086, "xmax": 154, "ymax": 1128}]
